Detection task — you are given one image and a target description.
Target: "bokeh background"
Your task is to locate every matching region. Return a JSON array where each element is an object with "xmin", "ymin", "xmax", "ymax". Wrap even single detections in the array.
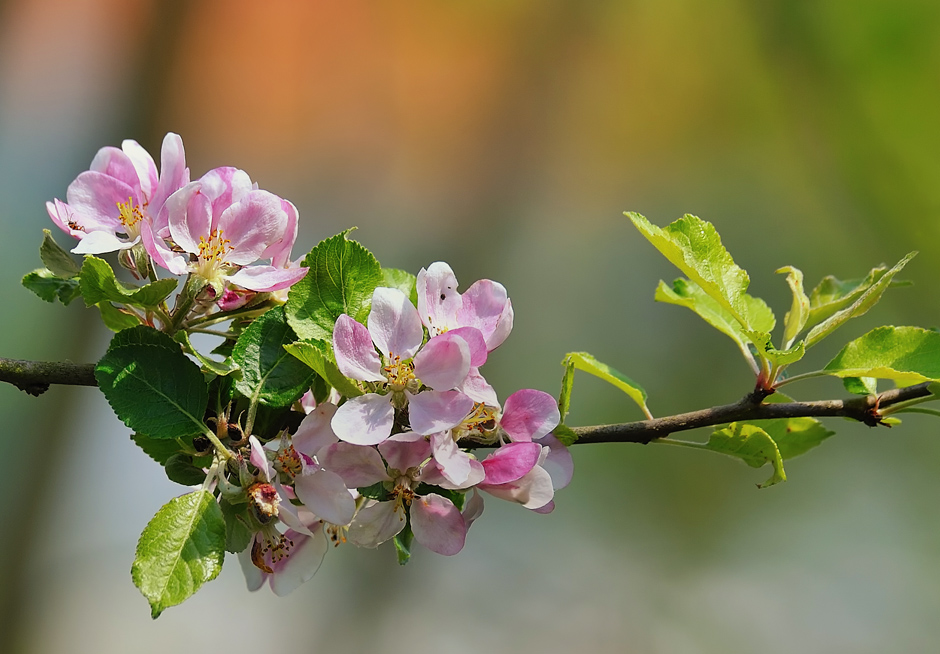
[{"xmin": 3, "ymin": 1, "xmax": 940, "ymax": 652}]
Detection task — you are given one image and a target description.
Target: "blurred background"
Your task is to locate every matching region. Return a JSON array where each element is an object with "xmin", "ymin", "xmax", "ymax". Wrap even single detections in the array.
[{"xmin": 3, "ymin": 0, "xmax": 940, "ymax": 652}]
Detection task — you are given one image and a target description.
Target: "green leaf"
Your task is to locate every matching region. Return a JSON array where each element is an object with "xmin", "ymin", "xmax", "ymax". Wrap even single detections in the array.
[
  {"xmin": 843, "ymin": 377, "xmax": 878, "ymax": 396},
  {"xmin": 97, "ymin": 301, "xmax": 141, "ymax": 332},
  {"xmin": 164, "ymin": 454, "xmax": 209, "ymax": 486},
  {"xmin": 552, "ymin": 423, "xmax": 579, "ymax": 447},
  {"xmin": 805, "ymin": 252, "xmax": 916, "ymax": 348},
  {"xmin": 285, "ymin": 230, "xmax": 384, "ymax": 341},
  {"xmin": 232, "ymin": 306, "xmax": 316, "ymax": 407},
  {"xmin": 219, "ymin": 499, "xmax": 254, "ymax": 554},
  {"xmin": 131, "ymin": 490, "xmax": 225, "ymax": 618},
  {"xmin": 558, "ymin": 358, "xmax": 575, "ymax": 422},
  {"xmin": 95, "ymin": 326, "xmax": 209, "ymax": 440},
  {"xmin": 705, "ymin": 423, "xmax": 786, "ymax": 488},
  {"xmin": 382, "ymin": 268, "xmax": 418, "ymax": 306},
  {"xmin": 777, "ymin": 266, "xmax": 809, "ymax": 347},
  {"xmin": 745, "ymin": 331, "xmax": 806, "ymax": 367},
  {"xmin": 806, "ymin": 265, "xmax": 909, "ymax": 328},
  {"xmin": 176, "ymin": 332, "xmax": 239, "ymax": 377},
  {"xmin": 39, "ymin": 229, "xmax": 80, "ymax": 278},
  {"xmin": 394, "ymin": 522, "xmax": 414, "ymax": 566},
  {"xmin": 131, "ymin": 433, "xmax": 190, "ymax": 466},
  {"xmin": 823, "ymin": 326, "xmax": 940, "ymax": 383},
  {"xmin": 79, "ymin": 256, "xmax": 178, "ymax": 308},
  {"xmin": 284, "ymin": 339, "xmax": 363, "ymax": 398},
  {"xmin": 742, "ymin": 395, "xmax": 835, "ymax": 460},
  {"xmin": 562, "ymin": 351, "xmax": 650, "ymax": 418},
  {"xmin": 627, "ymin": 212, "xmax": 772, "ymax": 332},
  {"xmin": 22, "ymin": 268, "xmax": 82, "ymax": 305},
  {"xmin": 655, "ymin": 278, "xmax": 774, "ymax": 359}
]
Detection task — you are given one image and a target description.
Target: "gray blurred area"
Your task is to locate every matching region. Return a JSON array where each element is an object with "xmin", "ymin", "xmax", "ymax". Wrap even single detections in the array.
[{"xmin": 3, "ymin": 1, "xmax": 940, "ymax": 652}]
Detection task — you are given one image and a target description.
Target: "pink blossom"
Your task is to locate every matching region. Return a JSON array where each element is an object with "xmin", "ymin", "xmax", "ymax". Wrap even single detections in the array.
[
  {"xmin": 416, "ymin": 261, "xmax": 514, "ymax": 351},
  {"xmin": 330, "ymin": 287, "xmax": 476, "ymax": 446},
  {"xmin": 143, "ymin": 167, "xmax": 307, "ymax": 293},
  {"xmin": 47, "ymin": 133, "xmax": 188, "ymax": 255}
]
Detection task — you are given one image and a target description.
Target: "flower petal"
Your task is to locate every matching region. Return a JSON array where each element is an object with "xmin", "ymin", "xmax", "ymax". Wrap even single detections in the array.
[
  {"xmin": 367, "ymin": 287, "xmax": 424, "ymax": 360},
  {"xmin": 444, "ymin": 327, "xmax": 488, "ymax": 367},
  {"xmin": 457, "ymin": 279, "xmax": 513, "ymax": 350},
  {"xmin": 167, "ymin": 183, "xmax": 212, "ymax": 255},
  {"xmin": 331, "ymin": 393, "xmax": 394, "ymax": 445},
  {"xmin": 416, "ymin": 261, "xmax": 461, "ymax": 335},
  {"xmin": 270, "ymin": 528, "xmax": 329, "ymax": 597},
  {"xmin": 292, "ymin": 403, "xmax": 338, "ymax": 457},
  {"xmin": 430, "ymin": 431, "xmax": 472, "ymax": 486},
  {"xmin": 71, "ymin": 230, "xmax": 136, "ymax": 254},
  {"xmin": 500, "ymin": 389, "xmax": 560, "ymax": 442},
  {"xmin": 410, "ymin": 493, "xmax": 466, "ymax": 556},
  {"xmin": 320, "ymin": 442, "xmax": 389, "ymax": 487},
  {"xmin": 149, "ymin": 132, "xmax": 188, "ymax": 221},
  {"xmin": 479, "ymin": 465, "xmax": 554, "ymax": 510},
  {"xmin": 332, "ymin": 314, "xmax": 384, "ymax": 382},
  {"xmin": 408, "ymin": 390, "xmax": 474, "ymax": 436},
  {"xmin": 535, "ymin": 432, "xmax": 574, "ymax": 490},
  {"xmin": 457, "ymin": 367, "xmax": 499, "ymax": 406},
  {"xmin": 481, "ymin": 442, "xmax": 542, "ymax": 485},
  {"xmin": 347, "ymin": 500, "xmax": 405, "ymax": 548},
  {"xmin": 121, "ymin": 139, "xmax": 158, "ymax": 202},
  {"xmin": 217, "ymin": 190, "xmax": 287, "ymax": 265},
  {"xmin": 66, "ymin": 171, "xmax": 135, "ymax": 229},
  {"xmin": 378, "ymin": 432, "xmax": 431, "ymax": 473},
  {"xmin": 413, "ymin": 335, "xmax": 471, "ymax": 390},
  {"xmin": 293, "ymin": 469, "xmax": 356, "ymax": 526},
  {"xmin": 227, "ymin": 264, "xmax": 309, "ymax": 292}
]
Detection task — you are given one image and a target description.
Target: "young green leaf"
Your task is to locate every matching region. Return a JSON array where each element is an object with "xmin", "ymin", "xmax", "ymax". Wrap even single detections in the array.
[
  {"xmin": 806, "ymin": 265, "xmax": 906, "ymax": 328},
  {"xmin": 176, "ymin": 332, "xmax": 239, "ymax": 377},
  {"xmin": 552, "ymin": 423, "xmax": 579, "ymax": 447},
  {"xmin": 284, "ymin": 339, "xmax": 362, "ymax": 398},
  {"xmin": 394, "ymin": 522, "xmax": 414, "ymax": 566},
  {"xmin": 232, "ymin": 306, "xmax": 316, "ymax": 408},
  {"xmin": 95, "ymin": 326, "xmax": 210, "ymax": 440},
  {"xmin": 655, "ymin": 278, "xmax": 774, "ymax": 365},
  {"xmin": 558, "ymin": 357, "xmax": 575, "ymax": 422},
  {"xmin": 804, "ymin": 252, "xmax": 915, "ymax": 348},
  {"xmin": 777, "ymin": 266, "xmax": 809, "ymax": 348},
  {"xmin": 382, "ymin": 268, "xmax": 418, "ymax": 306},
  {"xmin": 842, "ymin": 376, "xmax": 878, "ymax": 396},
  {"xmin": 705, "ymin": 423, "xmax": 786, "ymax": 488},
  {"xmin": 164, "ymin": 454, "xmax": 209, "ymax": 486},
  {"xmin": 745, "ymin": 331, "xmax": 806, "ymax": 367},
  {"xmin": 80, "ymin": 256, "xmax": 178, "ymax": 308},
  {"xmin": 131, "ymin": 490, "xmax": 226, "ymax": 619},
  {"xmin": 39, "ymin": 229, "xmax": 81, "ymax": 278},
  {"xmin": 22, "ymin": 268, "xmax": 82, "ymax": 305},
  {"xmin": 562, "ymin": 351, "xmax": 651, "ymax": 419},
  {"xmin": 823, "ymin": 326, "xmax": 940, "ymax": 383},
  {"xmin": 97, "ymin": 301, "xmax": 141, "ymax": 332},
  {"xmin": 285, "ymin": 230, "xmax": 384, "ymax": 341},
  {"xmin": 627, "ymin": 212, "xmax": 772, "ymax": 333},
  {"xmin": 219, "ymin": 499, "xmax": 254, "ymax": 554},
  {"xmin": 131, "ymin": 433, "xmax": 191, "ymax": 466}
]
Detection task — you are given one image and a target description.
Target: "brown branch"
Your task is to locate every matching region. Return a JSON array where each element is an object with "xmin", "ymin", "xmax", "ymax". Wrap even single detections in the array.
[
  {"xmin": 0, "ymin": 357, "xmax": 96, "ymax": 396},
  {"xmin": 569, "ymin": 382, "xmax": 934, "ymax": 445}
]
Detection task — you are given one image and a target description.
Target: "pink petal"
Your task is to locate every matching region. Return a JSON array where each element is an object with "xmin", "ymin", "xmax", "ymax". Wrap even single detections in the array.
[
  {"xmin": 408, "ymin": 390, "xmax": 474, "ymax": 436},
  {"xmin": 227, "ymin": 264, "xmax": 309, "ymax": 292},
  {"xmin": 292, "ymin": 403, "xmax": 339, "ymax": 457},
  {"xmin": 263, "ymin": 198, "xmax": 299, "ymax": 268},
  {"xmin": 430, "ymin": 431, "xmax": 472, "ymax": 486},
  {"xmin": 66, "ymin": 171, "xmax": 135, "ymax": 229},
  {"xmin": 293, "ymin": 469, "xmax": 356, "ymax": 526},
  {"xmin": 270, "ymin": 528, "xmax": 329, "ymax": 597},
  {"xmin": 149, "ymin": 132, "xmax": 188, "ymax": 219},
  {"xmin": 457, "ymin": 367, "xmax": 499, "ymax": 405},
  {"xmin": 347, "ymin": 500, "xmax": 405, "ymax": 548},
  {"xmin": 217, "ymin": 190, "xmax": 287, "ymax": 265},
  {"xmin": 197, "ymin": 167, "xmax": 253, "ymax": 224},
  {"xmin": 479, "ymin": 465, "xmax": 554, "ymax": 510},
  {"xmin": 367, "ymin": 287, "xmax": 425, "ymax": 360},
  {"xmin": 535, "ymin": 433, "xmax": 574, "ymax": 490},
  {"xmin": 46, "ymin": 200, "xmax": 83, "ymax": 238},
  {"xmin": 416, "ymin": 261, "xmax": 461, "ymax": 335},
  {"xmin": 249, "ymin": 435, "xmax": 273, "ymax": 482},
  {"xmin": 532, "ymin": 500, "xmax": 555, "ymax": 514},
  {"xmin": 378, "ymin": 432, "xmax": 431, "ymax": 473},
  {"xmin": 332, "ymin": 314, "xmax": 384, "ymax": 382},
  {"xmin": 457, "ymin": 279, "xmax": 513, "ymax": 350},
  {"xmin": 410, "ymin": 493, "xmax": 467, "ymax": 556},
  {"xmin": 443, "ymin": 327, "xmax": 488, "ymax": 367},
  {"xmin": 167, "ymin": 183, "xmax": 212, "ymax": 255},
  {"xmin": 413, "ymin": 335, "xmax": 471, "ymax": 390},
  {"xmin": 71, "ymin": 230, "xmax": 135, "ymax": 255},
  {"xmin": 481, "ymin": 442, "xmax": 542, "ymax": 485},
  {"xmin": 500, "ymin": 389, "xmax": 560, "ymax": 442},
  {"xmin": 141, "ymin": 220, "xmax": 187, "ymax": 275},
  {"xmin": 237, "ymin": 545, "xmax": 265, "ymax": 592},
  {"xmin": 89, "ymin": 146, "xmax": 142, "ymax": 193},
  {"xmin": 331, "ymin": 393, "xmax": 394, "ymax": 445},
  {"xmin": 120, "ymin": 139, "xmax": 158, "ymax": 202},
  {"xmin": 320, "ymin": 442, "xmax": 389, "ymax": 487},
  {"xmin": 462, "ymin": 489, "xmax": 485, "ymax": 528}
]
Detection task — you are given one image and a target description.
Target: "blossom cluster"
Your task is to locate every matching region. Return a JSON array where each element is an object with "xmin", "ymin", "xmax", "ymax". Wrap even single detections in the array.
[
  {"xmin": 46, "ymin": 132, "xmax": 307, "ymax": 317},
  {"xmin": 237, "ymin": 263, "xmax": 572, "ymax": 595},
  {"xmin": 41, "ymin": 133, "xmax": 573, "ymax": 599}
]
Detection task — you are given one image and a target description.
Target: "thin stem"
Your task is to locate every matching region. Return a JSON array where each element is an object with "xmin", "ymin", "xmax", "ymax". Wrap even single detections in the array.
[
  {"xmin": 186, "ymin": 327, "xmax": 233, "ymax": 338},
  {"xmin": 890, "ymin": 407, "xmax": 940, "ymax": 418},
  {"xmin": 773, "ymin": 369, "xmax": 830, "ymax": 388}
]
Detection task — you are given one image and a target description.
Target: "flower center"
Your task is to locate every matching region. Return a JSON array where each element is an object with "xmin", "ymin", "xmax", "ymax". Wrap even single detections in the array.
[
  {"xmin": 453, "ymin": 402, "xmax": 500, "ymax": 443},
  {"xmin": 275, "ymin": 444, "xmax": 303, "ymax": 478},
  {"xmin": 390, "ymin": 478, "xmax": 415, "ymax": 515},
  {"xmin": 116, "ymin": 196, "xmax": 146, "ymax": 237},
  {"xmin": 326, "ymin": 524, "xmax": 348, "ymax": 547},
  {"xmin": 384, "ymin": 354, "xmax": 416, "ymax": 391},
  {"xmin": 197, "ymin": 229, "xmax": 233, "ymax": 263},
  {"xmin": 250, "ymin": 527, "xmax": 294, "ymax": 573},
  {"xmin": 247, "ymin": 482, "xmax": 280, "ymax": 525}
]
